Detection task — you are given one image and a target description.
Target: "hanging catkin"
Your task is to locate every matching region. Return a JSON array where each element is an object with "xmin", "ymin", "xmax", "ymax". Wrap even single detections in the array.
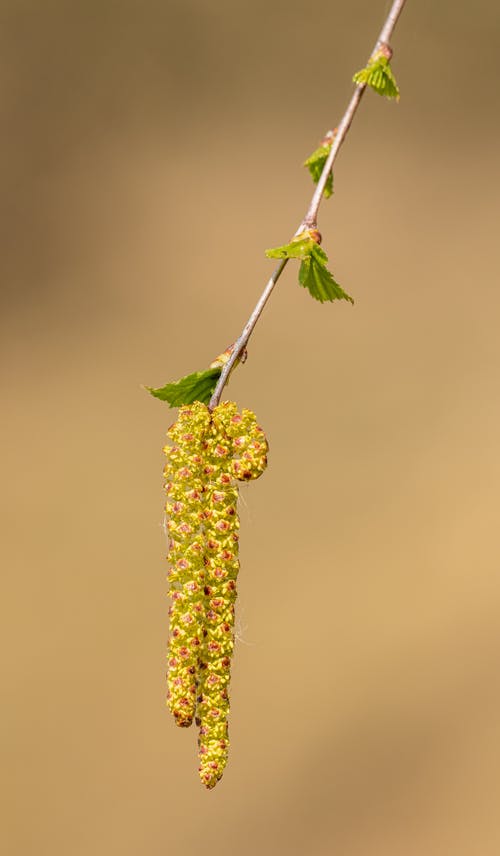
[{"xmin": 163, "ymin": 401, "xmax": 268, "ymax": 788}]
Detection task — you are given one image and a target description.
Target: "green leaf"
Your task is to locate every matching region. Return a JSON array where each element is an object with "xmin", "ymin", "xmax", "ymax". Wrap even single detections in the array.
[
  {"xmin": 304, "ymin": 144, "xmax": 334, "ymax": 197},
  {"xmin": 299, "ymin": 246, "xmax": 354, "ymax": 304},
  {"xmin": 146, "ymin": 367, "xmax": 222, "ymax": 406},
  {"xmin": 265, "ymin": 234, "xmax": 317, "ymax": 261},
  {"xmin": 353, "ymin": 54, "xmax": 400, "ymax": 99},
  {"xmin": 266, "ymin": 232, "xmax": 353, "ymax": 305}
]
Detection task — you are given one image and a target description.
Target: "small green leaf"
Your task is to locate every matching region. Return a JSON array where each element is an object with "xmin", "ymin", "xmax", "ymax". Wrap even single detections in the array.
[
  {"xmin": 299, "ymin": 247, "xmax": 354, "ymax": 304},
  {"xmin": 304, "ymin": 144, "xmax": 334, "ymax": 197},
  {"xmin": 146, "ymin": 367, "xmax": 222, "ymax": 406},
  {"xmin": 266, "ymin": 232, "xmax": 353, "ymax": 305},
  {"xmin": 265, "ymin": 234, "xmax": 317, "ymax": 261},
  {"xmin": 353, "ymin": 53, "xmax": 400, "ymax": 99}
]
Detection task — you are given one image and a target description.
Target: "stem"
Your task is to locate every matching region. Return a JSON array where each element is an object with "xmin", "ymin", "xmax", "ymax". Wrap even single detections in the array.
[
  {"xmin": 378, "ymin": 0, "xmax": 407, "ymax": 45},
  {"xmin": 209, "ymin": 0, "xmax": 407, "ymax": 410}
]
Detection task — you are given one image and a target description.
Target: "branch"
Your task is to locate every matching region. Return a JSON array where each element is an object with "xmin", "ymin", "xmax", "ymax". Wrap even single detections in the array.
[{"xmin": 209, "ymin": 0, "xmax": 407, "ymax": 410}]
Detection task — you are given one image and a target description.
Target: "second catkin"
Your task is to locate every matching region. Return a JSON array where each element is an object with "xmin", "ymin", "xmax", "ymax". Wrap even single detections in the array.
[{"xmin": 163, "ymin": 401, "xmax": 268, "ymax": 789}]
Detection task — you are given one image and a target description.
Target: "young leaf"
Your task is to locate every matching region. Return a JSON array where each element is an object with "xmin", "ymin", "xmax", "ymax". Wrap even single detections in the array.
[
  {"xmin": 299, "ymin": 248, "xmax": 354, "ymax": 304},
  {"xmin": 304, "ymin": 143, "xmax": 334, "ymax": 197},
  {"xmin": 146, "ymin": 367, "xmax": 222, "ymax": 407},
  {"xmin": 353, "ymin": 53, "xmax": 400, "ymax": 100},
  {"xmin": 266, "ymin": 232, "xmax": 353, "ymax": 305},
  {"xmin": 265, "ymin": 234, "xmax": 316, "ymax": 261}
]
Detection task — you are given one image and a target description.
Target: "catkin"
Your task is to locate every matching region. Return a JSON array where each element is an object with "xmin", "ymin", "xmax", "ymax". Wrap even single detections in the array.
[
  {"xmin": 164, "ymin": 402, "xmax": 211, "ymax": 727},
  {"xmin": 163, "ymin": 401, "xmax": 268, "ymax": 788}
]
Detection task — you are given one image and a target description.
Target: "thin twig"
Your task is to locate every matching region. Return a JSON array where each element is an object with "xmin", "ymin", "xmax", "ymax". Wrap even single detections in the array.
[{"xmin": 209, "ymin": 0, "xmax": 407, "ymax": 410}]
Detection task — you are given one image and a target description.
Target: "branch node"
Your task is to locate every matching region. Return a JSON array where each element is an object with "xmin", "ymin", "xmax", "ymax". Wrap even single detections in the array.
[{"xmin": 377, "ymin": 42, "xmax": 393, "ymax": 61}]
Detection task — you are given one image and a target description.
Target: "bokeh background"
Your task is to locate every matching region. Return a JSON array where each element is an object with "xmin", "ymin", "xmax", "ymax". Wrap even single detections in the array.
[{"xmin": 2, "ymin": 1, "xmax": 500, "ymax": 853}]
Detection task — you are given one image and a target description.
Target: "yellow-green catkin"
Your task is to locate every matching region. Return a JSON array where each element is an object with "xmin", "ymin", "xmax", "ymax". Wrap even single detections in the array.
[
  {"xmin": 196, "ymin": 402, "xmax": 268, "ymax": 789},
  {"xmin": 164, "ymin": 402, "xmax": 212, "ymax": 727},
  {"xmin": 163, "ymin": 401, "xmax": 268, "ymax": 789}
]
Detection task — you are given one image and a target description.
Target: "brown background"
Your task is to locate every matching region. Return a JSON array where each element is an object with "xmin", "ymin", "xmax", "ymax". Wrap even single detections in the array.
[{"xmin": 2, "ymin": 1, "xmax": 500, "ymax": 854}]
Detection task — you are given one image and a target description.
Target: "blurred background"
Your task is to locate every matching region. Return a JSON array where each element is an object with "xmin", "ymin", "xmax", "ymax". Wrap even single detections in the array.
[{"xmin": 2, "ymin": 1, "xmax": 500, "ymax": 853}]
